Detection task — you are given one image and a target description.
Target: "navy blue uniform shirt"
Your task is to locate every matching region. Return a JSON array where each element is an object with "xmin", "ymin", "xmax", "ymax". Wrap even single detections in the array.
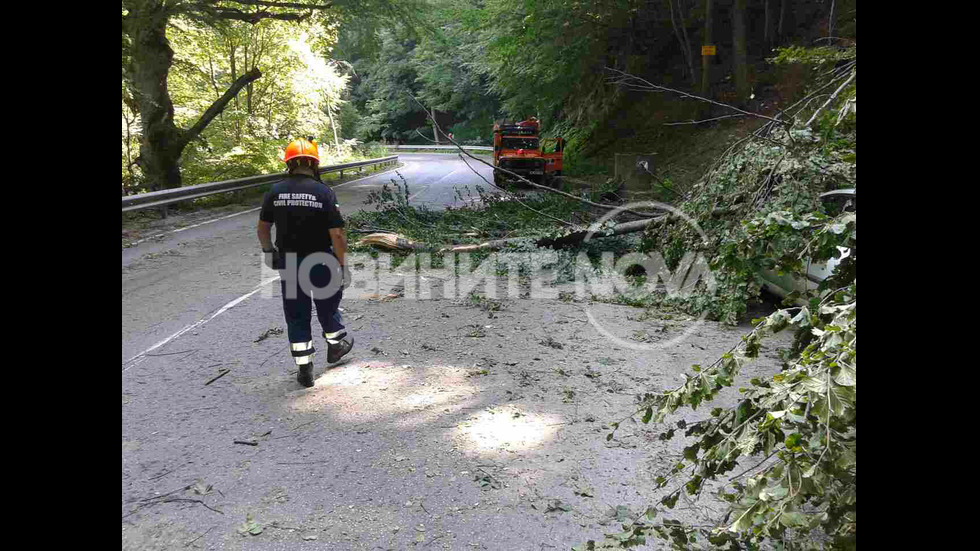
[{"xmin": 259, "ymin": 174, "xmax": 345, "ymax": 255}]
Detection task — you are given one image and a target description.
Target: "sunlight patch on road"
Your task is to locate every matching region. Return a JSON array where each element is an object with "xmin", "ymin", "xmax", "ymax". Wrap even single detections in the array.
[
  {"xmin": 287, "ymin": 362, "xmax": 480, "ymax": 428},
  {"xmin": 454, "ymin": 404, "xmax": 560, "ymax": 454}
]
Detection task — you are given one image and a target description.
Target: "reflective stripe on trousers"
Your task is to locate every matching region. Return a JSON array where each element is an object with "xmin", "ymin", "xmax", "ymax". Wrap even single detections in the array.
[{"xmin": 290, "ymin": 340, "xmax": 315, "ymax": 366}]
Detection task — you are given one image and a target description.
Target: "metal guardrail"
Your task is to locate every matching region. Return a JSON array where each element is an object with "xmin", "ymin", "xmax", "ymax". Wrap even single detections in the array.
[
  {"xmin": 121, "ymin": 155, "xmax": 399, "ymax": 212},
  {"xmin": 390, "ymin": 144, "xmax": 493, "ymax": 151}
]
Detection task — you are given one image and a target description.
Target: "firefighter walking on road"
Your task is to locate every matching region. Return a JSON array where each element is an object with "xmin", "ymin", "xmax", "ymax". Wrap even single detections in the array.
[{"xmin": 257, "ymin": 137, "xmax": 354, "ymax": 387}]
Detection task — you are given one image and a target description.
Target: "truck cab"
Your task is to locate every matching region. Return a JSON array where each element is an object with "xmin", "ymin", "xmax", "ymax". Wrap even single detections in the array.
[{"xmin": 492, "ymin": 118, "xmax": 562, "ymax": 188}]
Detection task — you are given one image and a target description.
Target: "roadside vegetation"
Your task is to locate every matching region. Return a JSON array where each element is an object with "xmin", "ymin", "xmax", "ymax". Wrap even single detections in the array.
[{"xmin": 349, "ymin": 44, "xmax": 856, "ymax": 550}]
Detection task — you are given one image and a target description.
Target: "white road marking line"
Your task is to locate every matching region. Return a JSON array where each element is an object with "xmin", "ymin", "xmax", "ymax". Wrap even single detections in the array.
[
  {"xmin": 407, "ymin": 184, "xmax": 430, "ymax": 202},
  {"xmin": 130, "ymin": 207, "xmax": 263, "ymax": 246},
  {"xmin": 332, "ymin": 163, "xmax": 408, "ymax": 188},
  {"xmin": 123, "ymin": 159, "xmax": 414, "ymax": 370},
  {"xmin": 434, "ymin": 168, "xmax": 463, "ymax": 185},
  {"xmin": 122, "ymin": 275, "xmax": 281, "ymax": 372}
]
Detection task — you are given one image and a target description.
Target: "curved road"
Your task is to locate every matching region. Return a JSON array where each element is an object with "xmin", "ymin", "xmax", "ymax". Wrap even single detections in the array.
[{"xmin": 122, "ymin": 153, "xmax": 494, "ymax": 366}]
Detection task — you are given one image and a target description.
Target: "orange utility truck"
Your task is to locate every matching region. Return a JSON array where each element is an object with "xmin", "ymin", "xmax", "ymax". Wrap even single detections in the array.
[{"xmin": 492, "ymin": 117, "xmax": 563, "ymax": 188}]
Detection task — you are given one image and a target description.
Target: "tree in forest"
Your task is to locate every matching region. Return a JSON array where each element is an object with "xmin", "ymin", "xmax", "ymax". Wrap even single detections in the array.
[
  {"xmin": 409, "ymin": 2, "xmax": 500, "ymax": 143},
  {"xmin": 122, "ymin": 0, "xmax": 420, "ymax": 192},
  {"xmin": 122, "ymin": 0, "xmax": 343, "ymax": 192},
  {"xmin": 666, "ymin": 0, "xmax": 697, "ymax": 88},
  {"xmin": 158, "ymin": 15, "xmax": 349, "ymax": 185},
  {"xmin": 732, "ymin": 0, "xmax": 749, "ymax": 104},
  {"xmin": 346, "ymin": 27, "xmax": 429, "ymax": 142}
]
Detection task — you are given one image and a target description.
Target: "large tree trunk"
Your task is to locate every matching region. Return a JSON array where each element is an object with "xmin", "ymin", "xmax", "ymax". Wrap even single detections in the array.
[
  {"xmin": 123, "ymin": 1, "xmax": 261, "ymax": 192},
  {"xmin": 123, "ymin": 1, "xmax": 185, "ymax": 192},
  {"xmin": 733, "ymin": 0, "xmax": 749, "ymax": 105}
]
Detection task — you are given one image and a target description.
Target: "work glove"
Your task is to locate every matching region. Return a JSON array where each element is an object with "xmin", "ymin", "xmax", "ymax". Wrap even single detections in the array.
[
  {"xmin": 340, "ymin": 264, "xmax": 352, "ymax": 289},
  {"xmin": 262, "ymin": 248, "xmax": 282, "ymax": 270}
]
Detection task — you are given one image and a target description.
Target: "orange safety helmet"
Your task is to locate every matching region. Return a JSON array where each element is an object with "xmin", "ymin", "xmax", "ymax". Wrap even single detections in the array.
[{"xmin": 283, "ymin": 137, "xmax": 320, "ymax": 164}]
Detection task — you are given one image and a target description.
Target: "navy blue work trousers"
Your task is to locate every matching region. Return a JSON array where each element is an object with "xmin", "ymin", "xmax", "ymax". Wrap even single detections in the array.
[{"xmin": 280, "ymin": 255, "xmax": 345, "ymax": 356}]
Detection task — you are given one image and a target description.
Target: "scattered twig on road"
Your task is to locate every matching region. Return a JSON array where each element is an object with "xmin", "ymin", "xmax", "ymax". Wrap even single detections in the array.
[
  {"xmin": 184, "ymin": 526, "xmax": 216, "ymax": 547},
  {"xmin": 148, "ymin": 469, "xmax": 174, "ymax": 481},
  {"xmin": 268, "ymin": 521, "xmax": 305, "ymax": 531},
  {"xmin": 125, "ymin": 485, "xmax": 196, "ymax": 519},
  {"xmin": 147, "ymin": 462, "xmax": 187, "ymax": 481},
  {"xmin": 140, "ymin": 484, "xmax": 192, "ymax": 502},
  {"xmin": 424, "ymin": 532, "xmax": 447, "ymax": 547},
  {"xmin": 204, "ymin": 369, "xmax": 231, "ymax": 386},
  {"xmin": 146, "ymin": 349, "xmax": 198, "ymax": 357},
  {"xmin": 258, "ymin": 344, "xmax": 287, "ymax": 369},
  {"xmin": 233, "ymin": 440, "xmax": 258, "ymax": 446},
  {"xmin": 162, "ymin": 498, "xmax": 224, "ymax": 515},
  {"xmin": 253, "ymin": 326, "xmax": 284, "ymax": 343}
]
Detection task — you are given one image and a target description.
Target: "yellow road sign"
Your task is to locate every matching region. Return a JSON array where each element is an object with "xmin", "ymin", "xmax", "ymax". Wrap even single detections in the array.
[{"xmin": 702, "ymin": 45, "xmax": 717, "ymax": 56}]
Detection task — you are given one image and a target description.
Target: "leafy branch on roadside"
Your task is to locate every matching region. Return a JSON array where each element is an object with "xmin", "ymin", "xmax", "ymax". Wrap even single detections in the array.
[{"xmin": 578, "ymin": 45, "xmax": 856, "ymax": 551}]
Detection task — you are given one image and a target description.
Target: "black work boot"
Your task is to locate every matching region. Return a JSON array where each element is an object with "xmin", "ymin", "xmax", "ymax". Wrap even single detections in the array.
[
  {"xmin": 297, "ymin": 364, "xmax": 314, "ymax": 388},
  {"xmin": 327, "ymin": 337, "xmax": 354, "ymax": 364}
]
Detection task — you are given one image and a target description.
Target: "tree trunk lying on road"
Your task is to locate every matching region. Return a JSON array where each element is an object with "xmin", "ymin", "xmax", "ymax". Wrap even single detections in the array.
[{"xmin": 358, "ymin": 215, "xmax": 670, "ymax": 253}]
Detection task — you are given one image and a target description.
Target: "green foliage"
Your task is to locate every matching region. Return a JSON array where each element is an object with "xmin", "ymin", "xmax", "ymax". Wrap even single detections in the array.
[
  {"xmin": 596, "ymin": 286, "xmax": 856, "ymax": 550},
  {"xmin": 347, "ymin": 171, "xmax": 585, "ymax": 250},
  {"xmin": 348, "ymin": 26, "xmax": 429, "ymax": 142},
  {"xmin": 122, "ymin": 14, "xmax": 354, "ymax": 192},
  {"xmin": 466, "ymin": 0, "xmax": 636, "ymax": 123},
  {"xmin": 165, "ymin": 17, "xmax": 354, "ymax": 185},
  {"xmin": 638, "ymin": 48, "xmax": 856, "ymax": 325},
  {"xmin": 122, "ymin": 1, "xmax": 425, "ymax": 193},
  {"xmin": 585, "ymin": 46, "xmax": 856, "ymax": 551},
  {"xmin": 410, "ymin": 3, "xmax": 499, "ymax": 138},
  {"xmin": 769, "ymin": 45, "xmax": 857, "ymax": 66}
]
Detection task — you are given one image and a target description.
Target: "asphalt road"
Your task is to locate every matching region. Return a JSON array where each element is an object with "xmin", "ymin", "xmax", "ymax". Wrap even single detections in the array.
[
  {"xmin": 122, "ymin": 153, "xmax": 494, "ymax": 365},
  {"xmin": 122, "ymin": 152, "xmax": 785, "ymax": 549}
]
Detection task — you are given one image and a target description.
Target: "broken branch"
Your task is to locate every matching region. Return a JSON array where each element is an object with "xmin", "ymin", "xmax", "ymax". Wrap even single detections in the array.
[
  {"xmin": 606, "ymin": 67, "xmax": 788, "ymax": 125},
  {"xmin": 204, "ymin": 369, "xmax": 231, "ymax": 386}
]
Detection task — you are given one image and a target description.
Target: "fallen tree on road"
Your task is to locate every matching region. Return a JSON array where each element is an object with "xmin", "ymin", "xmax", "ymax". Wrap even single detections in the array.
[{"xmin": 358, "ymin": 215, "xmax": 669, "ymax": 253}]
